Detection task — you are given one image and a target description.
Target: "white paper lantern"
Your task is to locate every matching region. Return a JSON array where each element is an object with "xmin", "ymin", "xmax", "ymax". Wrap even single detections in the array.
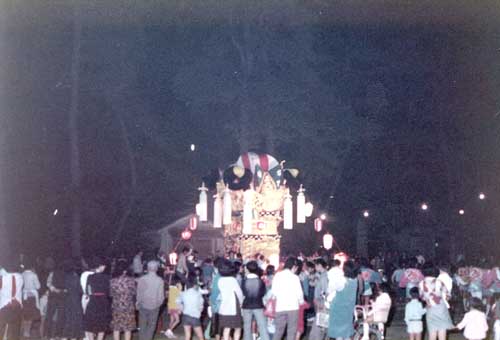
[
  {"xmin": 323, "ymin": 233, "xmax": 333, "ymax": 250},
  {"xmin": 213, "ymin": 194, "xmax": 222, "ymax": 229},
  {"xmin": 305, "ymin": 202, "xmax": 314, "ymax": 218},
  {"xmin": 243, "ymin": 190, "xmax": 254, "ymax": 234},
  {"xmin": 297, "ymin": 186, "xmax": 306, "ymax": 223},
  {"xmin": 223, "ymin": 186, "xmax": 232, "ymax": 225},
  {"xmin": 283, "ymin": 190, "xmax": 293, "ymax": 230},
  {"xmin": 314, "ymin": 218, "xmax": 322, "ymax": 232},
  {"xmin": 198, "ymin": 183, "xmax": 208, "ymax": 222}
]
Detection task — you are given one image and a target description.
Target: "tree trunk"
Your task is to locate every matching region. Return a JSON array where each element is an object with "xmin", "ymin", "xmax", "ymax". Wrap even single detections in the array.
[
  {"xmin": 0, "ymin": 140, "xmax": 8, "ymax": 261},
  {"xmin": 69, "ymin": 2, "xmax": 82, "ymax": 257}
]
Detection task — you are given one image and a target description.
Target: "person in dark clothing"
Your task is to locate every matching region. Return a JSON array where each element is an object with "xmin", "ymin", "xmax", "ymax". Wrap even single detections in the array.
[
  {"xmin": 241, "ymin": 261, "xmax": 269, "ymax": 340},
  {"xmin": 45, "ymin": 264, "xmax": 66, "ymax": 339},
  {"xmin": 61, "ymin": 259, "xmax": 84, "ymax": 340},
  {"xmin": 84, "ymin": 257, "xmax": 111, "ymax": 340}
]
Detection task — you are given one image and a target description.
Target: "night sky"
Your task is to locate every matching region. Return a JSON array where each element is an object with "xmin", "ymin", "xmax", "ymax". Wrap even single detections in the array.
[{"xmin": 1, "ymin": 1, "xmax": 499, "ymax": 260}]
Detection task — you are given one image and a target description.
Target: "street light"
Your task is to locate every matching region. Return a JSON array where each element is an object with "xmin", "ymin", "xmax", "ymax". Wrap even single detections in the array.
[
  {"xmin": 363, "ymin": 210, "xmax": 369, "ymax": 218},
  {"xmin": 458, "ymin": 209, "xmax": 465, "ymax": 215},
  {"xmin": 320, "ymin": 213, "xmax": 327, "ymax": 221},
  {"xmin": 478, "ymin": 192, "xmax": 486, "ymax": 200},
  {"xmin": 421, "ymin": 203, "xmax": 429, "ymax": 211}
]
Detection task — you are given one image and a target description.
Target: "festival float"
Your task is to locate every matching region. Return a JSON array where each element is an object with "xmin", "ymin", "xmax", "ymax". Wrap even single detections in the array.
[{"xmin": 192, "ymin": 152, "xmax": 314, "ymax": 259}]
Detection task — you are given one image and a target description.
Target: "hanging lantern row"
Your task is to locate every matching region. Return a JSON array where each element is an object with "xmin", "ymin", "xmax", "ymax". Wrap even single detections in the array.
[{"xmin": 198, "ymin": 184, "xmax": 314, "ymax": 231}]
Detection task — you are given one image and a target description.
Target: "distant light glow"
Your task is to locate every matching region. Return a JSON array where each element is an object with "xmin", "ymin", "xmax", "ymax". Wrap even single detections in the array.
[
  {"xmin": 421, "ymin": 203, "xmax": 428, "ymax": 211},
  {"xmin": 53, "ymin": 209, "xmax": 58, "ymax": 216},
  {"xmin": 320, "ymin": 213, "xmax": 327, "ymax": 221},
  {"xmin": 363, "ymin": 210, "xmax": 369, "ymax": 218},
  {"xmin": 479, "ymin": 192, "xmax": 486, "ymax": 200},
  {"xmin": 190, "ymin": 144, "xmax": 196, "ymax": 151},
  {"xmin": 459, "ymin": 209, "xmax": 465, "ymax": 215}
]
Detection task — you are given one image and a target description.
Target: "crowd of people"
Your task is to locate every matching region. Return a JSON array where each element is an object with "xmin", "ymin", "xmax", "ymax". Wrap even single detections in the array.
[{"xmin": 0, "ymin": 249, "xmax": 499, "ymax": 340}]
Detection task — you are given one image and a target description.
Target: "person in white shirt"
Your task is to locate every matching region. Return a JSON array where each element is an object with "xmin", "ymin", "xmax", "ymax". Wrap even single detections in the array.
[
  {"xmin": 0, "ymin": 257, "xmax": 24, "ymax": 340},
  {"xmin": 437, "ymin": 267, "xmax": 453, "ymax": 301},
  {"xmin": 21, "ymin": 260, "xmax": 41, "ymax": 337},
  {"xmin": 456, "ymin": 297, "xmax": 489, "ymax": 340},
  {"xmin": 217, "ymin": 260, "xmax": 244, "ymax": 340},
  {"xmin": 404, "ymin": 287, "xmax": 426, "ymax": 340},
  {"xmin": 271, "ymin": 257, "xmax": 304, "ymax": 340}
]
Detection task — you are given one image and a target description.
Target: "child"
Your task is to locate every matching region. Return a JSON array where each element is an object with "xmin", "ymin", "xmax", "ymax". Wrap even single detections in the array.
[
  {"xmin": 164, "ymin": 276, "xmax": 183, "ymax": 339},
  {"xmin": 456, "ymin": 297, "xmax": 488, "ymax": 340},
  {"xmin": 404, "ymin": 287, "xmax": 426, "ymax": 340},
  {"xmin": 365, "ymin": 283, "xmax": 392, "ymax": 340},
  {"xmin": 177, "ymin": 276, "xmax": 205, "ymax": 340},
  {"xmin": 492, "ymin": 293, "xmax": 500, "ymax": 340}
]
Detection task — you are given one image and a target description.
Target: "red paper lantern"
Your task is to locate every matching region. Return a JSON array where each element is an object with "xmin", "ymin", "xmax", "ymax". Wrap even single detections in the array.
[
  {"xmin": 181, "ymin": 229, "xmax": 192, "ymax": 240},
  {"xmin": 189, "ymin": 216, "xmax": 198, "ymax": 231},
  {"xmin": 314, "ymin": 218, "xmax": 322, "ymax": 232}
]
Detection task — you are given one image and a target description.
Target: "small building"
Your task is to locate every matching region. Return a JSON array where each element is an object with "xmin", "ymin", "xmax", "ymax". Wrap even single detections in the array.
[{"xmin": 158, "ymin": 215, "xmax": 224, "ymax": 258}]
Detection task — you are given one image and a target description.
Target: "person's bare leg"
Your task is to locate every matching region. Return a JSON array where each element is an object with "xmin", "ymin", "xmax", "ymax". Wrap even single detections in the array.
[
  {"xmin": 223, "ymin": 328, "xmax": 231, "ymax": 340},
  {"xmin": 97, "ymin": 332, "xmax": 105, "ymax": 340},
  {"xmin": 124, "ymin": 331, "xmax": 132, "ymax": 340},
  {"xmin": 437, "ymin": 330, "xmax": 447, "ymax": 340},
  {"xmin": 184, "ymin": 326, "xmax": 192, "ymax": 340},
  {"xmin": 170, "ymin": 314, "xmax": 180, "ymax": 333},
  {"xmin": 113, "ymin": 330, "xmax": 120, "ymax": 340},
  {"xmin": 233, "ymin": 328, "xmax": 241, "ymax": 340},
  {"xmin": 416, "ymin": 333, "xmax": 422, "ymax": 340},
  {"xmin": 193, "ymin": 326, "xmax": 205, "ymax": 340},
  {"xmin": 86, "ymin": 332, "xmax": 95, "ymax": 340},
  {"xmin": 428, "ymin": 331, "xmax": 437, "ymax": 340}
]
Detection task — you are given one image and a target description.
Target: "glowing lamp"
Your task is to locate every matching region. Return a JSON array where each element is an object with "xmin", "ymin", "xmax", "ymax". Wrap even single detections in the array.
[
  {"xmin": 323, "ymin": 233, "xmax": 333, "ymax": 250},
  {"xmin": 479, "ymin": 192, "xmax": 486, "ymax": 200},
  {"xmin": 213, "ymin": 194, "xmax": 222, "ymax": 229},
  {"xmin": 320, "ymin": 213, "xmax": 327, "ymax": 221},
  {"xmin": 283, "ymin": 190, "xmax": 293, "ymax": 230},
  {"xmin": 189, "ymin": 216, "xmax": 198, "ymax": 231},
  {"xmin": 459, "ymin": 209, "xmax": 465, "ymax": 215},
  {"xmin": 198, "ymin": 183, "xmax": 208, "ymax": 222},
  {"xmin": 363, "ymin": 210, "xmax": 369, "ymax": 218},
  {"xmin": 297, "ymin": 185, "xmax": 306, "ymax": 223},
  {"xmin": 314, "ymin": 218, "xmax": 322, "ymax": 232},
  {"xmin": 169, "ymin": 252, "xmax": 178, "ymax": 265},
  {"xmin": 190, "ymin": 144, "xmax": 196, "ymax": 151},
  {"xmin": 181, "ymin": 229, "xmax": 192, "ymax": 240},
  {"xmin": 305, "ymin": 202, "xmax": 314, "ymax": 218},
  {"xmin": 421, "ymin": 203, "xmax": 428, "ymax": 211}
]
